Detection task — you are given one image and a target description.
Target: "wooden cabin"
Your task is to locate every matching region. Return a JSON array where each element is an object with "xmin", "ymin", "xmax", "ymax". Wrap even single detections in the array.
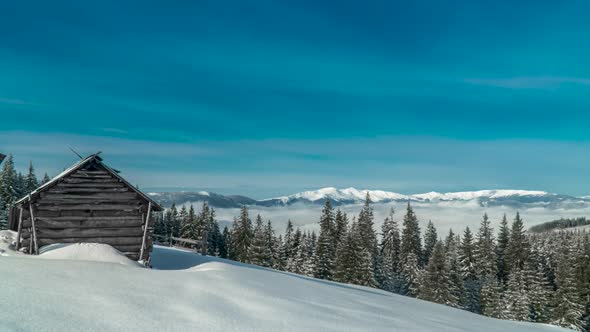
[{"xmin": 8, "ymin": 153, "xmax": 163, "ymax": 262}]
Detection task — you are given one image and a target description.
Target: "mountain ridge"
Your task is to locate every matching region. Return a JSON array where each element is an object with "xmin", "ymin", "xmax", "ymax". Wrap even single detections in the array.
[{"xmin": 148, "ymin": 187, "xmax": 590, "ymax": 209}]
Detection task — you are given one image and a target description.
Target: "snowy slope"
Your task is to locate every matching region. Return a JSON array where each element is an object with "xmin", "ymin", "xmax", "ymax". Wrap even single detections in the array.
[
  {"xmin": 260, "ymin": 187, "xmax": 567, "ymax": 207},
  {"xmin": 0, "ymin": 233, "xmax": 565, "ymax": 332}
]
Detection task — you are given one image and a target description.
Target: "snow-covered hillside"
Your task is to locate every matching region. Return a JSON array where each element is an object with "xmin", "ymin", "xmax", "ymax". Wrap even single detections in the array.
[
  {"xmin": 264, "ymin": 187, "xmax": 555, "ymax": 205},
  {"xmin": 0, "ymin": 232, "xmax": 566, "ymax": 332},
  {"xmin": 151, "ymin": 187, "xmax": 587, "ymax": 209}
]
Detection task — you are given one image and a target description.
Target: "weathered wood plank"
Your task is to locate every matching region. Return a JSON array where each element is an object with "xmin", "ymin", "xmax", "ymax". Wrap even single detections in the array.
[
  {"xmin": 55, "ymin": 183, "xmax": 126, "ymax": 189},
  {"xmin": 37, "ymin": 237, "xmax": 144, "ymax": 246},
  {"xmin": 36, "ymin": 198, "xmax": 143, "ymax": 205},
  {"xmin": 34, "ymin": 227, "xmax": 145, "ymax": 239},
  {"xmin": 47, "ymin": 187, "xmax": 130, "ymax": 193},
  {"xmin": 74, "ymin": 170, "xmax": 110, "ymax": 176},
  {"xmin": 60, "ymin": 178, "xmax": 120, "ymax": 184},
  {"xmin": 40, "ymin": 193, "xmax": 139, "ymax": 200},
  {"xmin": 22, "ymin": 217, "xmax": 143, "ymax": 229},
  {"xmin": 36, "ymin": 204, "xmax": 142, "ymax": 211},
  {"xmin": 69, "ymin": 174, "xmax": 112, "ymax": 179}
]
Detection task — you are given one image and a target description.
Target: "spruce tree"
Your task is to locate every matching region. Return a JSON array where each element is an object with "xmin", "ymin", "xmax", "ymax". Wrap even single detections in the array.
[
  {"xmin": 334, "ymin": 209, "xmax": 348, "ymax": 249},
  {"xmin": 459, "ymin": 226, "xmax": 479, "ymax": 313},
  {"xmin": 220, "ymin": 226, "xmax": 230, "ymax": 259},
  {"xmin": 379, "ymin": 208, "xmax": 402, "ymax": 292},
  {"xmin": 400, "ymin": 252, "xmax": 421, "ymax": 297},
  {"xmin": 506, "ymin": 212, "xmax": 529, "ymax": 274},
  {"xmin": 423, "ymin": 220, "xmax": 437, "ymax": 266},
  {"xmin": 282, "ymin": 220, "xmax": 295, "ymax": 267},
  {"xmin": 180, "ymin": 205, "xmax": 199, "ymax": 247},
  {"xmin": 230, "ymin": 206, "xmax": 253, "ymax": 263},
  {"xmin": 445, "ymin": 229, "xmax": 464, "ymax": 308},
  {"xmin": 401, "ymin": 203, "xmax": 422, "ymax": 265},
  {"xmin": 24, "ymin": 161, "xmax": 39, "ymax": 194},
  {"xmin": 249, "ymin": 215, "xmax": 272, "ymax": 267},
  {"xmin": 503, "ymin": 267, "xmax": 530, "ymax": 321},
  {"xmin": 551, "ymin": 243, "xmax": 585, "ymax": 331},
  {"xmin": 480, "ymin": 278, "xmax": 503, "ymax": 318},
  {"xmin": 0, "ymin": 154, "xmax": 18, "ymax": 210},
  {"xmin": 496, "ymin": 214, "xmax": 511, "ymax": 284},
  {"xmin": 474, "ymin": 213, "xmax": 497, "ymax": 280},
  {"xmin": 420, "ymin": 241, "xmax": 457, "ymax": 306},
  {"xmin": 313, "ymin": 199, "xmax": 336, "ymax": 280},
  {"xmin": 524, "ymin": 252, "xmax": 552, "ymax": 323},
  {"xmin": 357, "ymin": 193, "xmax": 378, "ymax": 266},
  {"xmin": 41, "ymin": 172, "xmax": 51, "ymax": 185}
]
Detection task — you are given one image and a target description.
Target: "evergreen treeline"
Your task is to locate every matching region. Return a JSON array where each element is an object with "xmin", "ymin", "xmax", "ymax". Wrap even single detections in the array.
[
  {"xmin": 529, "ymin": 217, "xmax": 590, "ymax": 233},
  {"xmin": 0, "ymin": 154, "xmax": 46, "ymax": 230},
  {"xmin": 155, "ymin": 194, "xmax": 590, "ymax": 332}
]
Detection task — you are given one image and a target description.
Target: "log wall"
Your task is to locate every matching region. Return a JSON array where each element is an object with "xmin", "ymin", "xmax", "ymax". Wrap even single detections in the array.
[{"xmin": 18, "ymin": 163, "xmax": 154, "ymax": 261}]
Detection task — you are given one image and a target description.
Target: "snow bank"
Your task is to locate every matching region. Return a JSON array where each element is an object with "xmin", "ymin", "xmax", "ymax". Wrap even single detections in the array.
[
  {"xmin": 37, "ymin": 243, "xmax": 142, "ymax": 267},
  {"xmin": 0, "ymin": 244, "xmax": 567, "ymax": 331}
]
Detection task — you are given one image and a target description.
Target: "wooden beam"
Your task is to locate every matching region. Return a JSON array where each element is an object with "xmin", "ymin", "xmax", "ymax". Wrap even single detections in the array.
[
  {"xmin": 36, "ymin": 204, "xmax": 142, "ymax": 211},
  {"xmin": 33, "ymin": 227, "xmax": 145, "ymax": 239},
  {"xmin": 55, "ymin": 183, "xmax": 126, "ymax": 189},
  {"xmin": 38, "ymin": 237, "xmax": 144, "ymax": 247},
  {"xmin": 15, "ymin": 207, "xmax": 23, "ymax": 251},
  {"xmin": 28, "ymin": 199, "xmax": 39, "ymax": 255},
  {"xmin": 139, "ymin": 202, "xmax": 152, "ymax": 261},
  {"xmin": 22, "ymin": 217, "xmax": 143, "ymax": 229},
  {"xmin": 47, "ymin": 188, "xmax": 130, "ymax": 193}
]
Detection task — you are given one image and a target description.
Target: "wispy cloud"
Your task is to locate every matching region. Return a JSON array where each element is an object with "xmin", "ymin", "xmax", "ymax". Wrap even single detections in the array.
[
  {"xmin": 463, "ymin": 76, "xmax": 590, "ymax": 89},
  {"xmin": 101, "ymin": 128, "xmax": 128, "ymax": 134},
  {"xmin": 0, "ymin": 97, "xmax": 38, "ymax": 105}
]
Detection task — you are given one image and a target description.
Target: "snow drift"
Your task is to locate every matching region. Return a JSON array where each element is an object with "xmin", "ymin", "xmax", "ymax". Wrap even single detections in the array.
[{"xmin": 0, "ymin": 232, "xmax": 567, "ymax": 331}]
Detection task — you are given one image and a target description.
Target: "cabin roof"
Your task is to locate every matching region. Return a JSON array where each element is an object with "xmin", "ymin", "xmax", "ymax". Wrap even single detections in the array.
[{"xmin": 14, "ymin": 153, "xmax": 163, "ymax": 211}]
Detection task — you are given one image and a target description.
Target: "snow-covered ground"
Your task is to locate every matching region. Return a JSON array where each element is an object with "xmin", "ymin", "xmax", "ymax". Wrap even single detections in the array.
[{"xmin": 0, "ymin": 231, "xmax": 566, "ymax": 332}]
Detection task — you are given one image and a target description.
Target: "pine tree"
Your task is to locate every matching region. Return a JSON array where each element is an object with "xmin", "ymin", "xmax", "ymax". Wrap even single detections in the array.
[
  {"xmin": 400, "ymin": 252, "xmax": 421, "ymax": 297},
  {"xmin": 379, "ymin": 208, "xmax": 402, "ymax": 292},
  {"xmin": 459, "ymin": 226, "xmax": 479, "ymax": 313},
  {"xmin": 230, "ymin": 206, "xmax": 253, "ymax": 263},
  {"xmin": 503, "ymin": 267, "xmax": 530, "ymax": 321},
  {"xmin": 180, "ymin": 205, "xmax": 199, "ymax": 247},
  {"xmin": 496, "ymin": 214, "xmax": 511, "ymax": 284},
  {"xmin": 249, "ymin": 215, "xmax": 272, "ymax": 267},
  {"xmin": 420, "ymin": 241, "xmax": 457, "ymax": 306},
  {"xmin": 0, "ymin": 154, "xmax": 18, "ymax": 210},
  {"xmin": 480, "ymin": 278, "xmax": 503, "ymax": 318},
  {"xmin": 357, "ymin": 193, "xmax": 378, "ymax": 266},
  {"xmin": 524, "ymin": 252, "xmax": 552, "ymax": 323},
  {"xmin": 551, "ymin": 243, "xmax": 585, "ymax": 331},
  {"xmin": 445, "ymin": 229, "xmax": 464, "ymax": 308},
  {"xmin": 314, "ymin": 199, "xmax": 336, "ymax": 280},
  {"xmin": 474, "ymin": 213, "xmax": 497, "ymax": 280},
  {"xmin": 506, "ymin": 212, "xmax": 529, "ymax": 275},
  {"xmin": 220, "ymin": 226, "xmax": 230, "ymax": 259},
  {"xmin": 282, "ymin": 220, "xmax": 295, "ymax": 268},
  {"xmin": 334, "ymin": 209, "xmax": 348, "ymax": 249},
  {"xmin": 401, "ymin": 203, "xmax": 422, "ymax": 265},
  {"xmin": 333, "ymin": 220, "xmax": 376, "ymax": 287},
  {"xmin": 41, "ymin": 172, "xmax": 51, "ymax": 185},
  {"xmin": 423, "ymin": 220, "xmax": 437, "ymax": 266},
  {"xmin": 24, "ymin": 161, "xmax": 38, "ymax": 194}
]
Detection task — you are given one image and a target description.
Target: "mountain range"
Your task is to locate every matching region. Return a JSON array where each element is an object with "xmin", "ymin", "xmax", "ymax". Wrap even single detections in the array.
[{"xmin": 148, "ymin": 187, "xmax": 590, "ymax": 210}]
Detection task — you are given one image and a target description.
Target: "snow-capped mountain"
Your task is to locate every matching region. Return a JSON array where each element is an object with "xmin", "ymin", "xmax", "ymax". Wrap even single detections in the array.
[{"xmin": 149, "ymin": 187, "xmax": 590, "ymax": 209}]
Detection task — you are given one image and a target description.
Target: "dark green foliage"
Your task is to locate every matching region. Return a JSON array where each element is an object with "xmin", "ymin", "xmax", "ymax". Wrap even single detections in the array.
[
  {"xmin": 401, "ymin": 203, "xmax": 422, "ymax": 265},
  {"xmin": 423, "ymin": 220, "xmax": 437, "ymax": 265},
  {"xmin": 313, "ymin": 199, "xmax": 336, "ymax": 280},
  {"xmin": 529, "ymin": 217, "xmax": 590, "ymax": 233},
  {"xmin": 420, "ymin": 241, "xmax": 457, "ymax": 306}
]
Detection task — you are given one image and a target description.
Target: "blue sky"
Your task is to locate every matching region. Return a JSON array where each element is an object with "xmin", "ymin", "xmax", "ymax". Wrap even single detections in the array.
[{"xmin": 1, "ymin": 0, "xmax": 590, "ymax": 198}]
